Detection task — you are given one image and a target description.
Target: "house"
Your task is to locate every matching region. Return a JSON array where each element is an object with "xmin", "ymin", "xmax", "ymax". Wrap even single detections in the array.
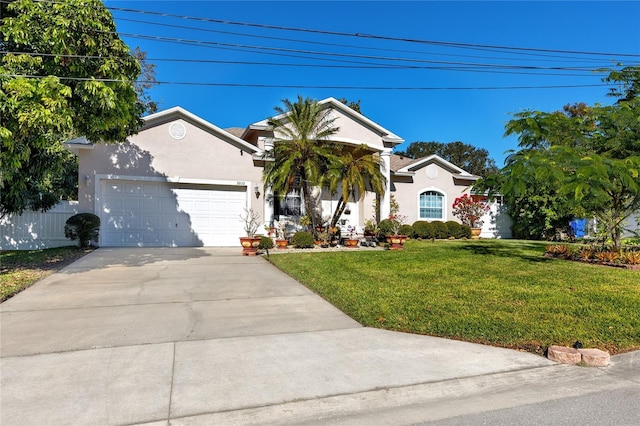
[{"xmin": 65, "ymin": 97, "xmax": 508, "ymax": 247}]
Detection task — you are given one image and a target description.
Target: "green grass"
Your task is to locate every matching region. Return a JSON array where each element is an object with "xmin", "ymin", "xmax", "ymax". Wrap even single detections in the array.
[
  {"xmin": 0, "ymin": 246, "xmax": 91, "ymax": 302},
  {"xmin": 268, "ymin": 239, "xmax": 640, "ymax": 355}
]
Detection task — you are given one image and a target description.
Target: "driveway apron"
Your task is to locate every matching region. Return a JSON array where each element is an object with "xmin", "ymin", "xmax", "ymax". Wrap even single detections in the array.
[{"xmin": 1, "ymin": 247, "xmax": 560, "ymax": 425}]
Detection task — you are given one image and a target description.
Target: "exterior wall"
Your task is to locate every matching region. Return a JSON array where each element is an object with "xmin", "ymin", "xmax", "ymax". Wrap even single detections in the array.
[
  {"xmin": 0, "ymin": 201, "xmax": 79, "ymax": 250},
  {"xmin": 391, "ymin": 163, "xmax": 472, "ymax": 226},
  {"xmin": 77, "ymin": 118, "xmax": 265, "ymax": 220},
  {"xmin": 328, "ymin": 109, "xmax": 387, "ymax": 149}
]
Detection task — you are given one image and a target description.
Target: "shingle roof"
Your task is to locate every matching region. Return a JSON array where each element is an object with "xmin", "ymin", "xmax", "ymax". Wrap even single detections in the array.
[
  {"xmin": 224, "ymin": 127, "xmax": 245, "ymax": 138},
  {"xmin": 390, "ymin": 154, "xmax": 417, "ymax": 172}
]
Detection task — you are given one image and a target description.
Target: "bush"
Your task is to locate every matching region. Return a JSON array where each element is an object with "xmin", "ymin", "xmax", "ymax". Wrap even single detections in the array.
[
  {"xmin": 412, "ymin": 221, "xmax": 433, "ymax": 239},
  {"xmin": 292, "ymin": 231, "xmax": 315, "ymax": 248},
  {"xmin": 377, "ymin": 219, "xmax": 394, "ymax": 239},
  {"xmin": 259, "ymin": 236, "xmax": 274, "ymax": 250},
  {"xmin": 431, "ymin": 221, "xmax": 448, "ymax": 239},
  {"xmin": 460, "ymin": 224, "xmax": 472, "ymax": 239},
  {"xmin": 64, "ymin": 213, "xmax": 100, "ymax": 248},
  {"xmin": 445, "ymin": 221, "xmax": 464, "ymax": 239},
  {"xmin": 399, "ymin": 224, "xmax": 413, "ymax": 237}
]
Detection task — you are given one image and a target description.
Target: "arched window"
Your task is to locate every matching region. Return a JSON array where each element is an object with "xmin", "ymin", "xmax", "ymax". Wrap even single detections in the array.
[{"xmin": 419, "ymin": 190, "xmax": 444, "ymax": 220}]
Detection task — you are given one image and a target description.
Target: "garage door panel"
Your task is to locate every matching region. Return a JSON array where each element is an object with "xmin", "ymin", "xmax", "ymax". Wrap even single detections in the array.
[{"xmin": 100, "ymin": 180, "xmax": 247, "ymax": 247}]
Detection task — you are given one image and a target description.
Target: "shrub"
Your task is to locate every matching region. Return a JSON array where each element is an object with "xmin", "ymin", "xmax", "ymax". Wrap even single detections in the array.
[
  {"xmin": 399, "ymin": 224, "xmax": 413, "ymax": 237},
  {"xmin": 621, "ymin": 250, "xmax": 640, "ymax": 265},
  {"xmin": 445, "ymin": 221, "xmax": 465, "ymax": 239},
  {"xmin": 431, "ymin": 221, "xmax": 448, "ymax": 239},
  {"xmin": 545, "ymin": 244, "xmax": 573, "ymax": 258},
  {"xmin": 577, "ymin": 248, "xmax": 594, "ymax": 261},
  {"xmin": 459, "ymin": 224, "xmax": 472, "ymax": 239},
  {"xmin": 594, "ymin": 250, "xmax": 620, "ymax": 263},
  {"xmin": 412, "ymin": 221, "xmax": 433, "ymax": 239},
  {"xmin": 292, "ymin": 231, "xmax": 315, "ymax": 248},
  {"xmin": 64, "ymin": 213, "xmax": 100, "ymax": 248},
  {"xmin": 377, "ymin": 219, "xmax": 394, "ymax": 239},
  {"xmin": 259, "ymin": 236, "xmax": 274, "ymax": 250}
]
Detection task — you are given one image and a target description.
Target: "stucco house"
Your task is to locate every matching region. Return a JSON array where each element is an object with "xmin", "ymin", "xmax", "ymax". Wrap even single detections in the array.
[{"xmin": 65, "ymin": 97, "xmax": 509, "ymax": 247}]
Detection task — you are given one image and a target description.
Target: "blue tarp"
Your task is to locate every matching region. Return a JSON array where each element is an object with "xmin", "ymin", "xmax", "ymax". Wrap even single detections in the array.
[{"xmin": 570, "ymin": 218, "xmax": 587, "ymax": 238}]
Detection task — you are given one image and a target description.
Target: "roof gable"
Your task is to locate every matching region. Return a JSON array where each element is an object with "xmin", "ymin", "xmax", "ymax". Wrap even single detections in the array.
[
  {"xmin": 248, "ymin": 97, "xmax": 404, "ymax": 149},
  {"xmin": 394, "ymin": 154, "xmax": 480, "ymax": 180},
  {"xmin": 143, "ymin": 107, "xmax": 262, "ymax": 155}
]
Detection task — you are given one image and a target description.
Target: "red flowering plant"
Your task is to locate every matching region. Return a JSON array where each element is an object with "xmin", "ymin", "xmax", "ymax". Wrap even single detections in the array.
[{"xmin": 452, "ymin": 194, "xmax": 489, "ymax": 228}]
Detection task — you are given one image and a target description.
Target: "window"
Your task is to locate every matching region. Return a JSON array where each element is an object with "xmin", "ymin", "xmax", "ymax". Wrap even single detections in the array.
[
  {"xmin": 274, "ymin": 177, "xmax": 302, "ymax": 217},
  {"xmin": 276, "ymin": 189, "xmax": 302, "ymax": 217},
  {"xmin": 419, "ymin": 190, "xmax": 444, "ymax": 219}
]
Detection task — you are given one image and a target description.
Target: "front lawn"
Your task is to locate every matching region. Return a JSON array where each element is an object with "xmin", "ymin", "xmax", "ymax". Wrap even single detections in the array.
[
  {"xmin": 268, "ymin": 240, "xmax": 639, "ymax": 355},
  {"xmin": 0, "ymin": 246, "xmax": 91, "ymax": 302}
]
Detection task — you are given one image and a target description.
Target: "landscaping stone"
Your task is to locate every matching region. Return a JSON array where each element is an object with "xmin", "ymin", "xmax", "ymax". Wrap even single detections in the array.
[
  {"xmin": 547, "ymin": 345, "xmax": 581, "ymax": 365},
  {"xmin": 578, "ymin": 348, "xmax": 610, "ymax": 367}
]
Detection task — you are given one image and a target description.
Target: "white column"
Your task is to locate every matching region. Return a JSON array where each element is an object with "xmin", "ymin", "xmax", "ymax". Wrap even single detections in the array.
[
  {"xmin": 262, "ymin": 137, "xmax": 275, "ymax": 226},
  {"xmin": 380, "ymin": 149, "xmax": 392, "ymax": 220}
]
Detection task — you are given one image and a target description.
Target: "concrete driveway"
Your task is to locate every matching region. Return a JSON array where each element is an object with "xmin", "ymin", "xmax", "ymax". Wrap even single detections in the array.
[{"xmin": 1, "ymin": 248, "xmax": 638, "ymax": 425}]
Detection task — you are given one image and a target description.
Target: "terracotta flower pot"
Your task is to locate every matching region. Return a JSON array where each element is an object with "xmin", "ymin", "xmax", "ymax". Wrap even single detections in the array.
[
  {"xmin": 470, "ymin": 228, "xmax": 482, "ymax": 240},
  {"xmin": 386, "ymin": 235, "xmax": 407, "ymax": 250},
  {"xmin": 239, "ymin": 236, "xmax": 261, "ymax": 256},
  {"xmin": 344, "ymin": 238, "xmax": 359, "ymax": 248},
  {"xmin": 275, "ymin": 239, "xmax": 289, "ymax": 249}
]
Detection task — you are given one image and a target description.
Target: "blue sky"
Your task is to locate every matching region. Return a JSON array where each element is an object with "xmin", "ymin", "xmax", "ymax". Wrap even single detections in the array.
[{"xmin": 108, "ymin": 1, "xmax": 640, "ymax": 166}]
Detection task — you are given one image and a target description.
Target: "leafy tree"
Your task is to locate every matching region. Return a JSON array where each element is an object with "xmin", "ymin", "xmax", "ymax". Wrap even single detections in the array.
[
  {"xmin": 324, "ymin": 144, "xmax": 386, "ymax": 227},
  {"xmin": 395, "ymin": 141, "xmax": 498, "ymax": 177},
  {"xmin": 0, "ymin": 0, "xmax": 150, "ymax": 216},
  {"xmin": 337, "ymin": 98, "xmax": 362, "ymax": 114},
  {"xmin": 478, "ymin": 66, "xmax": 640, "ymax": 249},
  {"xmin": 264, "ymin": 96, "xmax": 340, "ymax": 229}
]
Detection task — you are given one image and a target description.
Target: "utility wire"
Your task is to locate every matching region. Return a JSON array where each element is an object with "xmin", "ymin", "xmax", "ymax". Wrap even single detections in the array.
[
  {"xmin": 112, "ymin": 16, "xmax": 607, "ymax": 65},
  {"xmin": 102, "ymin": 4, "xmax": 640, "ymax": 58},
  {"xmin": 4, "ymin": 0, "xmax": 637, "ymax": 59},
  {"xmin": 1, "ymin": 51, "xmax": 618, "ymax": 78},
  {"xmin": 114, "ymin": 31, "xmax": 614, "ymax": 72},
  {"xmin": 0, "ymin": 74, "xmax": 611, "ymax": 91}
]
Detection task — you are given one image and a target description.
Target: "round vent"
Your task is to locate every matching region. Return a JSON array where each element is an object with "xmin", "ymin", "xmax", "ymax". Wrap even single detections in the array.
[
  {"xmin": 169, "ymin": 122, "xmax": 186, "ymax": 140},
  {"xmin": 426, "ymin": 164, "xmax": 438, "ymax": 179}
]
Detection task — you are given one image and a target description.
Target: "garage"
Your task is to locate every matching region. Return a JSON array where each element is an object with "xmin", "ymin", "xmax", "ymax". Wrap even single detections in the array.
[{"xmin": 99, "ymin": 179, "xmax": 247, "ymax": 247}]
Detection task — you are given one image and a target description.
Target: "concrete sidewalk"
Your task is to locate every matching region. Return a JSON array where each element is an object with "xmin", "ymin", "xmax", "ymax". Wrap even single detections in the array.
[{"xmin": 1, "ymin": 248, "xmax": 638, "ymax": 425}]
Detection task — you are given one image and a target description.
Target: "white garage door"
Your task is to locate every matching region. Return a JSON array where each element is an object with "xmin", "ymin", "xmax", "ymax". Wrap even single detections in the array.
[{"xmin": 99, "ymin": 180, "xmax": 247, "ymax": 247}]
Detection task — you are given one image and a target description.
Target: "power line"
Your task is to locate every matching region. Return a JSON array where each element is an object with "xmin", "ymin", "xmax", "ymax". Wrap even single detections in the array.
[
  {"xmin": 103, "ymin": 4, "xmax": 640, "ymax": 59},
  {"xmin": 4, "ymin": 0, "xmax": 636, "ymax": 59},
  {"xmin": 2, "ymin": 51, "xmax": 620, "ymax": 78},
  {"xmin": 0, "ymin": 74, "xmax": 611, "ymax": 91},
  {"xmin": 112, "ymin": 16, "xmax": 605, "ymax": 65},
  {"xmin": 113, "ymin": 31, "xmax": 614, "ymax": 72}
]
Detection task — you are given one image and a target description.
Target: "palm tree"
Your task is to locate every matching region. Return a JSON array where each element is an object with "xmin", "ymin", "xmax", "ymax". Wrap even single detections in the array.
[
  {"xmin": 325, "ymin": 144, "xmax": 387, "ymax": 228},
  {"xmin": 263, "ymin": 96, "xmax": 340, "ymax": 228}
]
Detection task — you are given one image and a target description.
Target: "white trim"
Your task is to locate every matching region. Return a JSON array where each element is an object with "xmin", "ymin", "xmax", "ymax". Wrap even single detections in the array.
[{"xmin": 417, "ymin": 187, "xmax": 447, "ymax": 221}]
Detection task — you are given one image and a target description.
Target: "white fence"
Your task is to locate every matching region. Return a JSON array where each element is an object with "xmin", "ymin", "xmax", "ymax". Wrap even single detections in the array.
[{"xmin": 0, "ymin": 201, "xmax": 79, "ymax": 250}]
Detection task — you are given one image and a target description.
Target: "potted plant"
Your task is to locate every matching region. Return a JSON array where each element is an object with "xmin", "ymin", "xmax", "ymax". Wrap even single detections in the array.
[
  {"xmin": 387, "ymin": 214, "xmax": 409, "ymax": 250},
  {"xmin": 239, "ymin": 208, "xmax": 262, "ymax": 255},
  {"xmin": 452, "ymin": 194, "xmax": 489, "ymax": 239},
  {"xmin": 274, "ymin": 221, "xmax": 289, "ymax": 249},
  {"xmin": 343, "ymin": 225, "xmax": 359, "ymax": 248}
]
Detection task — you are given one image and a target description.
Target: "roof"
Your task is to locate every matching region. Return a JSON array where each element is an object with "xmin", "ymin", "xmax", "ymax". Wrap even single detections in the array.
[
  {"xmin": 224, "ymin": 127, "xmax": 246, "ymax": 138},
  {"xmin": 391, "ymin": 153, "xmax": 481, "ymax": 180},
  {"xmin": 390, "ymin": 154, "xmax": 416, "ymax": 172}
]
